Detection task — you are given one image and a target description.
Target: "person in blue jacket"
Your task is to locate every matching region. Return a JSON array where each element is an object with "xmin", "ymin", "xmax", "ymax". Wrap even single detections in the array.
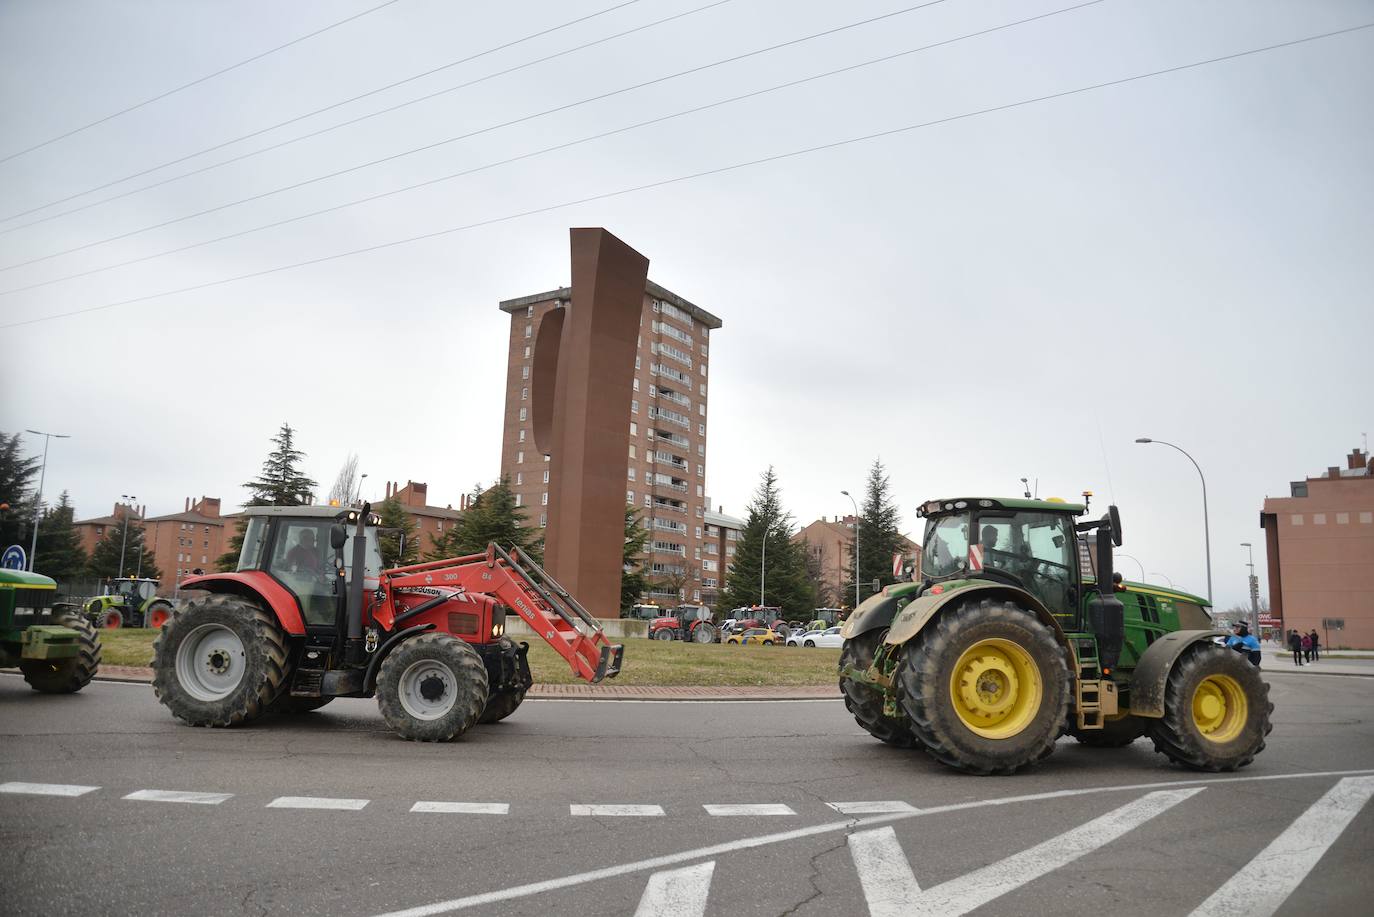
[{"xmin": 1226, "ymin": 622, "xmax": 1262, "ymax": 667}]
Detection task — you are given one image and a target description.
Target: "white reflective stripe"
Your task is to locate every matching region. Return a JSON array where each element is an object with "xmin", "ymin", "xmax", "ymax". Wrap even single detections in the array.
[
  {"xmin": 702, "ymin": 804, "xmax": 794, "ymax": 816},
  {"xmin": 828, "ymin": 801, "xmax": 919, "ymax": 815},
  {"xmin": 411, "ymin": 802, "xmax": 509, "ymax": 815},
  {"xmin": 0, "ymin": 782, "xmax": 99, "ymax": 797},
  {"xmin": 570, "ymin": 804, "xmax": 664, "ymax": 817},
  {"xmin": 633, "ymin": 861, "xmax": 714, "ymax": 917},
  {"xmin": 266, "ymin": 796, "xmax": 369, "ymax": 810},
  {"xmin": 1189, "ymin": 776, "xmax": 1374, "ymax": 917},
  {"xmin": 849, "ymin": 827, "xmax": 921, "ymax": 917},
  {"xmin": 123, "ymin": 789, "xmax": 231, "ymax": 804}
]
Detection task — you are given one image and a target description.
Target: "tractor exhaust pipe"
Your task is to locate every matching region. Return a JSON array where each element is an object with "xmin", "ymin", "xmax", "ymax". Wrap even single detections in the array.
[
  {"xmin": 1088, "ymin": 506, "xmax": 1125, "ymax": 671},
  {"xmin": 345, "ymin": 502, "xmax": 370, "ymax": 665}
]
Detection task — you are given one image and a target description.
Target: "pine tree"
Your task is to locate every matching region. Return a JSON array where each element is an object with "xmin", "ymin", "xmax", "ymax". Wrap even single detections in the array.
[
  {"xmin": 33, "ymin": 491, "xmax": 87, "ymax": 581},
  {"xmin": 426, "ymin": 477, "xmax": 541, "ymax": 562},
  {"xmin": 0, "ymin": 431, "xmax": 41, "ymax": 548},
  {"xmin": 218, "ymin": 423, "xmax": 318, "ymax": 571},
  {"xmin": 721, "ymin": 467, "xmax": 816, "ymax": 616},
  {"xmin": 377, "ymin": 496, "xmax": 420, "ymax": 568},
  {"xmin": 87, "ymin": 516, "xmax": 161, "ymax": 580},
  {"xmin": 841, "ymin": 459, "xmax": 906, "ymax": 607},
  {"xmin": 621, "ymin": 506, "xmax": 650, "ymax": 613}
]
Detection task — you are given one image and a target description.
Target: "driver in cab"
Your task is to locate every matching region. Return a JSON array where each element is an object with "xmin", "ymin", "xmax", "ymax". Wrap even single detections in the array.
[{"xmin": 285, "ymin": 528, "xmax": 325, "ymax": 575}]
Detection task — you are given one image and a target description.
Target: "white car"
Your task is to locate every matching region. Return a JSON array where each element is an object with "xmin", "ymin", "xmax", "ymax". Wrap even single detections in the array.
[
  {"xmin": 785, "ymin": 629, "xmax": 818, "ymax": 647},
  {"xmin": 796, "ymin": 626, "xmax": 843, "ymax": 648}
]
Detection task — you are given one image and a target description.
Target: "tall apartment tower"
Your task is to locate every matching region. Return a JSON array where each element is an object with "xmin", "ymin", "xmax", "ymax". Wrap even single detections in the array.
[{"xmin": 498, "ymin": 280, "xmax": 723, "ymax": 604}]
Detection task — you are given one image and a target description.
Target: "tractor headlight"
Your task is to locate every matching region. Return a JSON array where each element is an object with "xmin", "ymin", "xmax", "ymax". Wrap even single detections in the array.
[
  {"xmin": 491, "ymin": 623, "xmax": 504, "ymax": 638},
  {"xmin": 490, "ymin": 605, "xmax": 507, "ymax": 639}
]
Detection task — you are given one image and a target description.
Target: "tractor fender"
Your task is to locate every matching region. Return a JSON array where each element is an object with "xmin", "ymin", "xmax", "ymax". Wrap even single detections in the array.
[
  {"xmin": 174, "ymin": 571, "xmax": 306, "ymax": 635},
  {"xmin": 362, "ymin": 623, "xmax": 437, "ymax": 693},
  {"xmin": 838, "ymin": 583, "xmax": 924, "ymax": 640},
  {"xmin": 1128, "ymin": 629, "xmax": 1230, "ymax": 718},
  {"xmin": 881, "ymin": 583, "xmax": 1069, "ymax": 649}
]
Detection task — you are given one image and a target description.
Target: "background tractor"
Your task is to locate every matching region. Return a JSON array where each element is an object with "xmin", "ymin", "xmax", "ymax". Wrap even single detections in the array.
[
  {"xmin": 1, "ymin": 568, "xmax": 102, "ymax": 693},
  {"xmin": 151, "ymin": 504, "xmax": 623, "ymax": 741},
  {"xmin": 839, "ymin": 496, "xmax": 1271, "ymax": 775},
  {"xmin": 86, "ymin": 577, "xmax": 176, "ymax": 629},
  {"xmin": 648, "ymin": 605, "xmax": 718, "ymax": 643}
]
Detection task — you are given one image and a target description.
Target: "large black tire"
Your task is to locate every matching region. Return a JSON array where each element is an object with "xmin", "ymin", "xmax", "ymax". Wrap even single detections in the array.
[
  {"xmin": 146, "ymin": 600, "xmax": 175, "ymax": 629},
  {"xmin": 1070, "ymin": 713, "xmax": 1148, "ymax": 747},
  {"xmin": 478, "ymin": 689, "xmax": 526, "ymax": 724},
  {"xmin": 151, "ymin": 594, "xmax": 289, "ymax": 727},
  {"xmin": 692, "ymin": 623, "xmax": 717, "ymax": 644},
  {"xmin": 897, "ymin": 598, "xmax": 1069, "ymax": 776},
  {"xmin": 376, "ymin": 634, "xmax": 489, "ymax": 741},
  {"xmin": 20, "ymin": 611, "xmax": 102, "ymax": 694},
  {"xmin": 99, "ymin": 607, "xmax": 124, "ymax": 630},
  {"xmin": 840, "ymin": 630, "xmax": 917, "ymax": 748},
  {"xmin": 654, "ymin": 629, "xmax": 675, "ymax": 641},
  {"xmin": 1147, "ymin": 643, "xmax": 1272, "ymax": 772},
  {"xmin": 266, "ymin": 694, "xmax": 334, "ymax": 715}
]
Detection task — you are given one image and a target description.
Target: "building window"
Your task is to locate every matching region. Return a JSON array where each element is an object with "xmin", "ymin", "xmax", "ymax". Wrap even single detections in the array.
[
  {"xmin": 524, "ymin": 345, "xmax": 531, "ymax": 359},
  {"xmin": 699, "ymin": 403, "xmax": 706, "ymax": 416},
  {"xmin": 1336, "ymin": 512, "xmax": 1349, "ymax": 524},
  {"xmin": 697, "ymin": 444, "xmax": 704, "ymax": 456},
  {"xmin": 516, "ymin": 472, "xmax": 523, "ymax": 485},
  {"xmin": 628, "ymin": 491, "xmax": 635, "ymax": 503},
  {"xmin": 1360, "ymin": 512, "xmax": 1372, "ymax": 524},
  {"xmin": 526, "ymin": 305, "xmax": 533, "ymax": 317},
  {"xmin": 630, "ymin": 422, "xmax": 638, "ymax": 436},
  {"xmin": 629, "ymin": 467, "xmax": 637, "ymax": 480},
  {"xmin": 1290, "ymin": 514, "xmax": 1302, "ymax": 525},
  {"xmin": 645, "ymin": 494, "xmax": 652, "ymax": 507},
  {"xmin": 700, "ymin": 363, "xmax": 707, "ymax": 376},
  {"xmin": 540, "ymin": 513, "xmax": 547, "ymax": 526},
  {"xmin": 696, "ymin": 526, "xmax": 702, "ymax": 538},
  {"xmin": 517, "ymin": 451, "xmax": 524, "ymax": 464},
  {"xmin": 515, "ymin": 494, "xmax": 523, "ymax": 506},
  {"xmin": 543, "ymin": 470, "xmax": 549, "ymax": 483},
  {"xmin": 541, "ymin": 492, "xmax": 548, "ymax": 506},
  {"xmin": 701, "ymin": 344, "xmax": 708, "ymax": 356},
  {"xmin": 629, "ymin": 444, "xmax": 637, "ymax": 459},
  {"xmin": 525, "ymin": 324, "xmax": 532, "ymax": 338},
  {"xmin": 633, "ymin": 378, "xmax": 640, "ymax": 392},
  {"xmin": 635, "ymin": 355, "xmax": 641, "ymax": 369},
  {"xmin": 631, "ymin": 400, "xmax": 639, "ymax": 414},
  {"xmin": 696, "ymin": 484, "xmax": 703, "ymax": 497},
  {"xmin": 519, "ymin": 430, "xmax": 526, "ymax": 442},
  {"xmin": 698, "ymin": 423, "xmax": 705, "ymax": 435},
  {"xmin": 522, "ymin": 366, "xmax": 530, "ymax": 380},
  {"xmin": 1313, "ymin": 514, "xmax": 1326, "ymax": 525},
  {"xmin": 201, "ymin": 555, "xmax": 207, "ymax": 564}
]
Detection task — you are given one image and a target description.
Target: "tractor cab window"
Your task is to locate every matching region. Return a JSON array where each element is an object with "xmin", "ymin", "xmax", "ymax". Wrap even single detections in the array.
[
  {"xmin": 923, "ymin": 514, "xmax": 969, "ymax": 577},
  {"xmin": 268, "ymin": 520, "xmax": 337, "ymax": 625},
  {"xmin": 973, "ymin": 512, "xmax": 1076, "ymax": 612},
  {"xmin": 342, "ymin": 529, "xmax": 384, "ymax": 581},
  {"xmin": 237, "ymin": 517, "xmax": 269, "ymax": 571}
]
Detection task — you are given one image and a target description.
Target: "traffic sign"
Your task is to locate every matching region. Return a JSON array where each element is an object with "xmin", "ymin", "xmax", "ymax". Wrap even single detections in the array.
[{"xmin": 1, "ymin": 544, "xmax": 27, "ymax": 570}]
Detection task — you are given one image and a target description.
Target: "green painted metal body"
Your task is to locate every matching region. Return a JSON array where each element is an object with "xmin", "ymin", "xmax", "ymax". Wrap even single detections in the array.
[{"xmin": 0, "ymin": 569, "xmax": 85, "ymax": 667}]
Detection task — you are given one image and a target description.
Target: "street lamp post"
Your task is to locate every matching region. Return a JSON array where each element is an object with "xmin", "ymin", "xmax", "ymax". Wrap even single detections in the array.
[
  {"xmin": 117, "ymin": 494, "xmax": 136, "ymax": 578},
  {"xmin": 1240, "ymin": 542, "xmax": 1260, "ymax": 636},
  {"xmin": 841, "ymin": 490, "xmax": 859, "ymax": 608},
  {"xmin": 1150, "ymin": 571, "xmax": 1177, "ymax": 589},
  {"xmin": 759, "ymin": 527, "xmax": 768, "ymax": 606},
  {"xmin": 24, "ymin": 429, "xmax": 70, "ymax": 571},
  {"xmin": 1135, "ymin": 438, "xmax": 1212, "ymax": 606},
  {"xmin": 1116, "ymin": 553, "xmax": 1146, "ymax": 582}
]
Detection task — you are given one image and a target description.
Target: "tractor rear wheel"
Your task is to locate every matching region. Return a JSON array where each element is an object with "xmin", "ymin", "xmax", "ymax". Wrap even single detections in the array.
[
  {"xmin": 1070, "ymin": 712, "xmax": 1148, "ymax": 747},
  {"xmin": 839, "ymin": 630, "xmax": 917, "ymax": 748},
  {"xmin": 151, "ymin": 594, "xmax": 289, "ymax": 727},
  {"xmin": 654, "ymin": 629, "xmax": 674, "ymax": 641},
  {"xmin": 20, "ymin": 611, "xmax": 102, "ymax": 694},
  {"xmin": 1147, "ymin": 643, "xmax": 1272, "ymax": 772},
  {"xmin": 478, "ymin": 689, "xmax": 526, "ymax": 724},
  {"xmin": 99, "ymin": 608, "xmax": 124, "ymax": 629},
  {"xmin": 692, "ymin": 623, "xmax": 717, "ymax": 644},
  {"xmin": 897, "ymin": 598, "xmax": 1069, "ymax": 775},
  {"xmin": 377, "ymin": 634, "xmax": 489, "ymax": 741},
  {"xmin": 147, "ymin": 601, "xmax": 174, "ymax": 629}
]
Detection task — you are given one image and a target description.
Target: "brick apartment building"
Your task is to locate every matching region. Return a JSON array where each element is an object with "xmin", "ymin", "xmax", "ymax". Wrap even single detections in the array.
[
  {"xmin": 794, "ymin": 516, "xmax": 921, "ymax": 609},
  {"xmin": 1260, "ymin": 446, "xmax": 1374, "ymax": 649},
  {"xmin": 145, "ymin": 497, "xmax": 231, "ymax": 594},
  {"xmin": 73, "ymin": 500, "xmax": 144, "ymax": 558},
  {"xmin": 701, "ymin": 503, "xmax": 745, "ymax": 608},
  {"xmin": 379, "ymin": 480, "xmax": 465, "ymax": 556},
  {"xmin": 498, "ymin": 281, "xmax": 723, "ymax": 605}
]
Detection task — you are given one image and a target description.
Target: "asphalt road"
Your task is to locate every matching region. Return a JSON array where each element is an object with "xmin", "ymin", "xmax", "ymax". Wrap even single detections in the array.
[{"xmin": 1, "ymin": 671, "xmax": 1372, "ymax": 917}]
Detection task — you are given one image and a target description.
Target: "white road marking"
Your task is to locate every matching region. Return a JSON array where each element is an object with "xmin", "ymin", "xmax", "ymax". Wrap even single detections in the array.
[
  {"xmin": 848, "ymin": 827, "xmax": 920, "ymax": 917},
  {"xmin": 633, "ymin": 861, "xmax": 715, "ymax": 917},
  {"xmin": 370, "ymin": 771, "xmax": 1374, "ymax": 917},
  {"xmin": 1189, "ymin": 775, "xmax": 1374, "ymax": 917},
  {"xmin": 829, "ymin": 801, "xmax": 920, "ymax": 815},
  {"xmin": 267, "ymin": 796, "xmax": 369, "ymax": 811},
  {"xmin": 123, "ymin": 789, "xmax": 232, "ymax": 805},
  {"xmin": 0, "ymin": 781, "xmax": 99, "ymax": 797},
  {"xmin": 703, "ymin": 803, "xmax": 795, "ymax": 816},
  {"xmin": 902, "ymin": 788, "xmax": 1203, "ymax": 916},
  {"xmin": 571, "ymin": 804, "xmax": 664, "ymax": 817},
  {"xmin": 411, "ymin": 802, "xmax": 509, "ymax": 815}
]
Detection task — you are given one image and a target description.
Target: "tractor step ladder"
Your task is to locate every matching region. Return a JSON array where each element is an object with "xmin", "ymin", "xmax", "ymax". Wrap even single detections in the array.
[{"xmin": 1073, "ymin": 637, "xmax": 1108, "ymax": 730}]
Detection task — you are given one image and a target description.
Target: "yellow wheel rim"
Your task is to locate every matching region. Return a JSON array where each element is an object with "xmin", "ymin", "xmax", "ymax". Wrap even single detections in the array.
[
  {"xmin": 949, "ymin": 638, "xmax": 1043, "ymax": 739},
  {"xmin": 1192, "ymin": 674, "xmax": 1248, "ymax": 743}
]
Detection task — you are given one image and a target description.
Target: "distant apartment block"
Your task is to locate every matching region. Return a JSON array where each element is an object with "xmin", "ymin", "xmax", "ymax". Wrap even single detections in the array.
[
  {"xmin": 702, "ymin": 502, "xmax": 745, "ymax": 607},
  {"xmin": 379, "ymin": 480, "xmax": 464, "ymax": 556},
  {"xmin": 145, "ymin": 497, "xmax": 231, "ymax": 594}
]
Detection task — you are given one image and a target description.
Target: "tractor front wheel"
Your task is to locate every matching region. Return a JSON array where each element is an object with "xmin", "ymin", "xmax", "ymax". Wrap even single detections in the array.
[
  {"xmin": 897, "ymin": 598, "xmax": 1069, "ymax": 775},
  {"xmin": 692, "ymin": 623, "xmax": 717, "ymax": 644},
  {"xmin": 1147, "ymin": 643, "xmax": 1272, "ymax": 772},
  {"xmin": 1070, "ymin": 713, "xmax": 1148, "ymax": 748},
  {"xmin": 20, "ymin": 611, "xmax": 102, "ymax": 694},
  {"xmin": 151, "ymin": 594, "xmax": 289, "ymax": 727},
  {"xmin": 654, "ymin": 629, "xmax": 674, "ymax": 641},
  {"xmin": 147, "ymin": 601, "xmax": 174, "ymax": 629},
  {"xmin": 99, "ymin": 608, "xmax": 124, "ymax": 630},
  {"xmin": 376, "ymin": 634, "xmax": 489, "ymax": 742},
  {"xmin": 839, "ymin": 630, "xmax": 916, "ymax": 748}
]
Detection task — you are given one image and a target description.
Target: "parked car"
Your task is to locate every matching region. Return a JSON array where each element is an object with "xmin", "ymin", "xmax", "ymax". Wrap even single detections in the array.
[
  {"xmin": 725, "ymin": 627, "xmax": 781, "ymax": 646},
  {"xmin": 786, "ymin": 629, "xmax": 819, "ymax": 647},
  {"xmin": 800, "ymin": 626, "xmax": 843, "ymax": 648}
]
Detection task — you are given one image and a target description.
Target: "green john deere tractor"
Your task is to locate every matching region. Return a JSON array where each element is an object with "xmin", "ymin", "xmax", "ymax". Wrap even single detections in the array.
[
  {"xmin": 86, "ymin": 577, "xmax": 175, "ymax": 629},
  {"xmin": 839, "ymin": 496, "xmax": 1271, "ymax": 775},
  {"xmin": 1, "ymin": 568, "xmax": 102, "ymax": 693}
]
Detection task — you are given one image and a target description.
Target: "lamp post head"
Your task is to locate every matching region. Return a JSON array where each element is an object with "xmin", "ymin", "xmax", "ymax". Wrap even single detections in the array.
[
  {"xmin": 1240, "ymin": 542, "xmax": 1251, "ymax": 547},
  {"xmin": 840, "ymin": 490, "xmax": 850, "ymax": 496},
  {"xmin": 1135, "ymin": 437, "xmax": 1152, "ymax": 444}
]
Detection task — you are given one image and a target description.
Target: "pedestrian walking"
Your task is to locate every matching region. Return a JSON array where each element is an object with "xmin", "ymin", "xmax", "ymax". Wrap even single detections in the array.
[
  {"xmin": 1301, "ymin": 632, "xmax": 1313, "ymax": 663},
  {"xmin": 1288, "ymin": 629, "xmax": 1304, "ymax": 666},
  {"xmin": 1309, "ymin": 629, "xmax": 1320, "ymax": 662}
]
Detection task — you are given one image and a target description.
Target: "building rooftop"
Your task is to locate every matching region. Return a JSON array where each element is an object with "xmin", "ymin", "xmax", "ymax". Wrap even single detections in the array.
[{"xmin": 499, "ymin": 280, "xmax": 723, "ymax": 330}]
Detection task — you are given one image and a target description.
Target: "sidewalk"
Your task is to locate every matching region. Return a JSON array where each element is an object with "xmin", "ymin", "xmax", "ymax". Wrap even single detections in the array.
[{"xmin": 1260, "ymin": 655, "xmax": 1374, "ymax": 678}]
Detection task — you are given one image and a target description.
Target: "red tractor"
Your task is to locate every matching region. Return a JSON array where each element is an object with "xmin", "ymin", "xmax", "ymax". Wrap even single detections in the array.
[
  {"xmin": 648, "ymin": 605, "xmax": 717, "ymax": 643},
  {"xmin": 151, "ymin": 504, "xmax": 623, "ymax": 741}
]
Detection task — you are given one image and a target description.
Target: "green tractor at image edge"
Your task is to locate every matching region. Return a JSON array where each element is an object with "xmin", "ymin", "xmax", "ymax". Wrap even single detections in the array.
[
  {"xmin": 85, "ymin": 577, "xmax": 176, "ymax": 629},
  {"xmin": 0, "ymin": 568, "xmax": 102, "ymax": 693},
  {"xmin": 839, "ymin": 497, "xmax": 1272, "ymax": 776}
]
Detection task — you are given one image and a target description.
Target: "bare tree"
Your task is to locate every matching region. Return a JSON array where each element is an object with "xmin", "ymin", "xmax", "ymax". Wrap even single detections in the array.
[{"xmin": 328, "ymin": 453, "xmax": 360, "ymax": 506}]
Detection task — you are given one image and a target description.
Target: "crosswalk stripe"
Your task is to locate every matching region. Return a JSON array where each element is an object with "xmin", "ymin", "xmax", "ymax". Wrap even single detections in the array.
[
  {"xmin": 1188, "ymin": 775, "xmax": 1374, "ymax": 917},
  {"xmin": 0, "ymin": 781, "xmax": 100, "ymax": 797},
  {"xmin": 123, "ymin": 789, "xmax": 232, "ymax": 805},
  {"xmin": 852, "ymin": 788, "xmax": 1203, "ymax": 917},
  {"xmin": 266, "ymin": 796, "xmax": 369, "ymax": 810},
  {"xmin": 570, "ymin": 804, "xmax": 664, "ymax": 817},
  {"xmin": 829, "ymin": 801, "xmax": 920, "ymax": 815},
  {"xmin": 411, "ymin": 802, "xmax": 509, "ymax": 815},
  {"xmin": 633, "ymin": 861, "xmax": 715, "ymax": 917},
  {"xmin": 703, "ymin": 804, "xmax": 795, "ymax": 816},
  {"xmin": 848, "ymin": 827, "xmax": 921, "ymax": 917}
]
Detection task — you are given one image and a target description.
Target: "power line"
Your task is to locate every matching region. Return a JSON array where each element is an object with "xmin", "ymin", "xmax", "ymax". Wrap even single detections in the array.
[
  {"xmin": 0, "ymin": 0, "xmax": 664, "ymax": 225},
  {"xmin": 0, "ymin": 0, "xmax": 952, "ymax": 245},
  {"xmin": 0, "ymin": 0, "xmax": 408, "ymax": 165},
  {"xmin": 0, "ymin": 0, "xmax": 1109, "ymax": 294},
  {"xmin": 5, "ymin": 22, "xmax": 1367, "ymax": 332}
]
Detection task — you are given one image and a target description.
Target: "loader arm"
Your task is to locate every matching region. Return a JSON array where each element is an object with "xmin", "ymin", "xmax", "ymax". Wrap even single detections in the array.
[{"xmin": 377, "ymin": 543, "xmax": 623, "ymax": 683}]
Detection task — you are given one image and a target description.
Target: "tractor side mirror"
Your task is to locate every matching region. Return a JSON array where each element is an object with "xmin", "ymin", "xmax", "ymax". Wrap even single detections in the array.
[
  {"xmin": 330, "ymin": 524, "xmax": 347, "ymax": 551},
  {"xmin": 1108, "ymin": 505, "xmax": 1123, "ymax": 547}
]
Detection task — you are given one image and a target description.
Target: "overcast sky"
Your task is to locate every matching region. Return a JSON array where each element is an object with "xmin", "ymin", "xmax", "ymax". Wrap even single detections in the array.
[{"xmin": 1, "ymin": 0, "xmax": 1370, "ymax": 611}]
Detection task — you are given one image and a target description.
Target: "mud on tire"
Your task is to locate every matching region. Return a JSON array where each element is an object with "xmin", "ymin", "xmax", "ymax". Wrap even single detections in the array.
[
  {"xmin": 839, "ymin": 630, "xmax": 917, "ymax": 748},
  {"xmin": 1147, "ymin": 642, "xmax": 1272, "ymax": 772},
  {"xmin": 20, "ymin": 610, "xmax": 102, "ymax": 694},
  {"xmin": 376, "ymin": 634, "xmax": 488, "ymax": 741},
  {"xmin": 897, "ymin": 598, "xmax": 1069, "ymax": 776},
  {"xmin": 151, "ymin": 594, "xmax": 288, "ymax": 727}
]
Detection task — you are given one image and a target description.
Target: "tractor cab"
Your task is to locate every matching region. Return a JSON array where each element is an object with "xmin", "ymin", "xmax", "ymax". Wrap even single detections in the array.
[{"xmin": 108, "ymin": 577, "xmax": 159, "ymax": 603}]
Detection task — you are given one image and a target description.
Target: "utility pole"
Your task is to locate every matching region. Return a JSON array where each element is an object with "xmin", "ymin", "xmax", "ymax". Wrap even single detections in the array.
[
  {"xmin": 759, "ymin": 527, "xmax": 768, "ymax": 606},
  {"xmin": 117, "ymin": 493, "xmax": 136, "ymax": 578},
  {"xmin": 24, "ymin": 429, "xmax": 70, "ymax": 571},
  {"xmin": 1240, "ymin": 542, "xmax": 1260, "ymax": 637},
  {"xmin": 1136, "ymin": 438, "xmax": 1212, "ymax": 606}
]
